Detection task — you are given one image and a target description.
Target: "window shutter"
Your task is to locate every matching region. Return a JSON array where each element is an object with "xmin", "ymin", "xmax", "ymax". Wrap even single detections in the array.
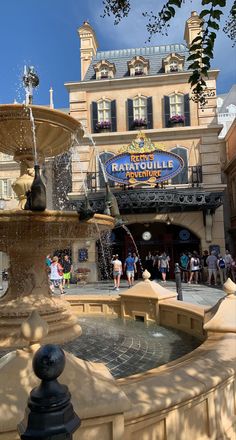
[
  {"xmin": 127, "ymin": 99, "xmax": 134, "ymax": 130},
  {"xmin": 171, "ymin": 147, "xmax": 188, "ymax": 185},
  {"xmin": 111, "ymin": 100, "xmax": 117, "ymax": 132},
  {"xmin": 184, "ymin": 94, "xmax": 190, "ymax": 126},
  {"xmin": 164, "ymin": 96, "xmax": 170, "ymax": 128},
  {"xmin": 147, "ymin": 97, "xmax": 153, "ymax": 129},
  {"xmin": 91, "ymin": 101, "xmax": 98, "ymax": 133}
]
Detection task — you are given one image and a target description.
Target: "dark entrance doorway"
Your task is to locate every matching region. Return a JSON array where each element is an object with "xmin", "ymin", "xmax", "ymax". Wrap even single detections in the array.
[{"xmin": 111, "ymin": 222, "xmax": 200, "ymax": 280}]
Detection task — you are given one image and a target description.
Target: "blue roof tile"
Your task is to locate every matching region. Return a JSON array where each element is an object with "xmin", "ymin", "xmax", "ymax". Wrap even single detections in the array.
[{"xmin": 83, "ymin": 44, "xmax": 190, "ymax": 82}]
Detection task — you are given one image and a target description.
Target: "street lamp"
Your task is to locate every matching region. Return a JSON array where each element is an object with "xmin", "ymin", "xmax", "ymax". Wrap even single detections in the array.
[{"xmin": 0, "ymin": 199, "xmax": 6, "ymax": 291}]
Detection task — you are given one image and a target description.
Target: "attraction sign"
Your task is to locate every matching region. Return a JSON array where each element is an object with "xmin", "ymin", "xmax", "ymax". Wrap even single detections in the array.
[{"xmin": 105, "ymin": 132, "xmax": 184, "ymax": 185}]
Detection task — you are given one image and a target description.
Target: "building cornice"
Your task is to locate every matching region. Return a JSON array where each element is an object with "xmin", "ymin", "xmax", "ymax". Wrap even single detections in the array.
[
  {"xmin": 80, "ymin": 125, "xmax": 223, "ymax": 146},
  {"xmin": 65, "ymin": 70, "xmax": 219, "ymax": 92}
]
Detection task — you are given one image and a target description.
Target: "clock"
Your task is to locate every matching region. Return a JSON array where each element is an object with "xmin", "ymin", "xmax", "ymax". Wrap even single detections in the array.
[
  {"xmin": 179, "ymin": 229, "xmax": 190, "ymax": 241},
  {"xmin": 142, "ymin": 231, "xmax": 152, "ymax": 241}
]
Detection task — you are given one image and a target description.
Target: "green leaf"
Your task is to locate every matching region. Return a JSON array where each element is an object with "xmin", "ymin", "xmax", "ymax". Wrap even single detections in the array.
[
  {"xmin": 202, "ymin": 0, "xmax": 212, "ymax": 4},
  {"xmin": 188, "ymin": 62, "xmax": 201, "ymax": 70},
  {"xmin": 199, "ymin": 9, "xmax": 211, "ymax": 18},
  {"xmin": 167, "ymin": 6, "xmax": 176, "ymax": 16},
  {"xmin": 211, "ymin": 10, "xmax": 223, "ymax": 19},
  {"xmin": 207, "ymin": 20, "xmax": 220, "ymax": 30}
]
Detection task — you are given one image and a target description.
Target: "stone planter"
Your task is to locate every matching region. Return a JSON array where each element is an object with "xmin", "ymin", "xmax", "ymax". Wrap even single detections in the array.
[
  {"xmin": 132, "ymin": 125, "xmax": 147, "ymax": 130},
  {"xmin": 169, "ymin": 121, "xmax": 184, "ymax": 128},
  {"xmin": 97, "ymin": 127, "xmax": 111, "ymax": 133}
]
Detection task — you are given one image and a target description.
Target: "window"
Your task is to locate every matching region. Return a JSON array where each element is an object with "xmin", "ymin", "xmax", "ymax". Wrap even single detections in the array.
[
  {"xmin": 98, "ymin": 152, "xmax": 115, "ymax": 188},
  {"xmin": 0, "ymin": 179, "xmax": 13, "ymax": 198},
  {"xmin": 169, "ymin": 61, "xmax": 178, "ymax": 72},
  {"xmin": 100, "ymin": 67, "xmax": 109, "ymax": 79},
  {"xmin": 164, "ymin": 94, "xmax": 190, "ymax": 127},
  {"xmin": 134, "ymin": 63, "xmax": 144, "ymax": 76},
  {"xmin": 170, "ymin": 147, "xmax": 188, "ymax": 185},
  {"xmin": 133, "ymin": 96, "xmax": 147, "ymax": 120},
  {"xmin": 97, "ymin": 99, "xmax": 111, "ymax": 123},
  {"xmin": 91, "ymin": 100, "xmax": 117, "ymax": 133},
  {"xmin": 127, "ymin": 97, "xmax": 153, "ymax": 130},
  {"xmin": 169, "ymin": 94, "xmax": 184, "ymax": 117}
]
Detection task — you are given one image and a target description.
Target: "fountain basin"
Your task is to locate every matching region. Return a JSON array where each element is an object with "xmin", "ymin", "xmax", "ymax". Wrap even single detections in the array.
[
  {"xmin": 0, "ymin": 104, "xmax": 83, "ymax": 158},
  {"xmin": 0, "ymin": 211, "xmax": 115, "ymax": 348}
]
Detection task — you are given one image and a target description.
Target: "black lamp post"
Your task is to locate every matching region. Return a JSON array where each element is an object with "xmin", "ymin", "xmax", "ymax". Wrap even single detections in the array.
[{"xmin": 18, "ymin": 344, "xmax": 81, "ymax": 439}]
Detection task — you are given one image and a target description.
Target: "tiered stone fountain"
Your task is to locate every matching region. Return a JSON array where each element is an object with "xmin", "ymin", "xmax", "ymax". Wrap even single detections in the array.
[{"xmin": 0, "ymin": 103, "xmax": 114, "ymax": 347}]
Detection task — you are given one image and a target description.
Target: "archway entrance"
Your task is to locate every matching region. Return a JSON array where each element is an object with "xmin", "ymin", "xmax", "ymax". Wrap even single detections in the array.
[{"xmin": 110, "ymin": 222, "xmax": 200, "ymax": 279}]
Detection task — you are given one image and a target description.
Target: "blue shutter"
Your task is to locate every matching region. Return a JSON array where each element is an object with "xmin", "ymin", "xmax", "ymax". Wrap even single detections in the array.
[
  {"xmin": 171, "ymin": 147, "xmax": 188, "ymax": 184},
  {"xmin": 127, "ymin": 99, "xmax": 133, "ymax": 130},
  {"xmin": 164, "ymin": 96, "xmax": 170, "ymax": 128},
  {"xmin": 147, "ymin": 97, "xmax": 153, "ymax": 129},
  {"xmin": 92, "ymin": 102, "xmax": 98, "ymax": 133},
  {"xmin": 111, "ymin": 100, "xmax": 117, "ymax": 132},
  {"xmin": 184, "ymin": 94, "xmax": 190, "ymax": 126}
]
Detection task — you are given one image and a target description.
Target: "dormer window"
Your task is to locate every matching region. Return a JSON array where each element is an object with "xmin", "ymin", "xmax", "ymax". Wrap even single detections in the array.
[
  {"xmin": 169, "ymin": 61, "xmax": 178, "ymax": 72},
  {"xmin": 128, "ymin": 56, "xmax": 149, "ymax": 77},
  {"xmin": 100, "ymin": 67, "xmax": 109, "ymax": 79},
  {"xmin": 163, "ymin": 53, "xmax": 185, "ymax": 73},
  {"xmin": 93, "ymin": 60, "xmax": 116, "ymax": 80},
  {"xmin": 134, "ymin": 63, "xmax": 144, "ymax": 76}
]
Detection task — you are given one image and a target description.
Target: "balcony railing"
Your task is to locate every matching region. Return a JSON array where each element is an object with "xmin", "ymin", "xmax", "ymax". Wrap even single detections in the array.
[{"xmin": 86, "ymin": 166, "xmax": 202, "ymax": 193}]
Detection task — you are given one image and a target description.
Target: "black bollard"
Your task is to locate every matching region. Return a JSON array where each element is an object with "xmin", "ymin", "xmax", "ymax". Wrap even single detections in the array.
[
  {"xmin": 175, "ymin": 263, "xmax": 183, "ymax": 301},
  {"xmin": 18, "ymin": 344, "xmax": 81, "ymax": 440}
]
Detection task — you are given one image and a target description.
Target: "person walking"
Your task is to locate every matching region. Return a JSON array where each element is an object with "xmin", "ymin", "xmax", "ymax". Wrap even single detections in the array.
[
  {"xmin": 158, "ymin": 252, "xmax": 170, "ymax": 283},
  {"xmin": 50, "ymin": 256, "xmax": 64, "ymax": 294},
  {"xmin": 206, "ymin": 251, "xmax": 218, "ymax": 286},
  {"xmin": 224, "ymin": 250, "xmax": 233, "ymax": 278},
  {"xmin": 111, "ymin": 254, "xmax": 122, "ymax": 291},
  {"xmin": 124, "ymin": 252, "xmax": 136, "ymax": 288},
  {"xmin": 188, "ymin": 251, "xmax": 200, "ymax": 284},
  {"xmin": 217, "ymin": 254, "xmax": 226, "ymax": 286},
  {"xmin": 62, "ymin": 255, "xmax": 73, "ymax": 290},
  {"xmin": 180, "ymin": 252, "xmax": 189, "ymax": 283},
  {"xmin": 201, "ymin": 250, "xmax": 209, "ymax": 283}
]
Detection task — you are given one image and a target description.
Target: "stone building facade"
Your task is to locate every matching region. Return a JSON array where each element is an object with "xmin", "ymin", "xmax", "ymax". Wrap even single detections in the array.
[{"xmin": 65, "ymin": 12, "xmax": 226, "ymax": 280}]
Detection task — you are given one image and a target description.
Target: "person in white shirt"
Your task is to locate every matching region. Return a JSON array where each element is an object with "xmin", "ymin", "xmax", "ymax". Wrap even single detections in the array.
[
  {"xmin": 224, "ymin": 250, "xmax": 233, "ymax": 278},
  {"xmin": 111, "ymin": 255, "xmax": 122, "ymax": 291}
]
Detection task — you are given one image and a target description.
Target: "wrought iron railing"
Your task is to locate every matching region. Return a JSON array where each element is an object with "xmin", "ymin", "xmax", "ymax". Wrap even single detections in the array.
[{"xmin": 86, "ymin": 166, "xmax": 202, "ymax": 193}]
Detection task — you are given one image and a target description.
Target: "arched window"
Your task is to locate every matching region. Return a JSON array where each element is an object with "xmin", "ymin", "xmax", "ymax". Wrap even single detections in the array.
[
  {"xmin": 97, "ymin": 99, "xmax": 111, "ymax": 123},
  {"xmin": 99, "ymin": 152, "xmax": 115, "ymax": 188},
  {"xmin": 169, "ymin": 93, "xmax": 184, "ymax": 117},
  {"xmin": 133, "ymin": 96, "xmax": 147, "ymax": 120},
  {"xmin": 171, "ymin": 147, "xmax": 188, "ymax": 185},
  {"xmin": 100, "ymin": 67, "xmax": 109, "ymax": 79},
  {"xmin": 134, "ymin": 63, "xmax": 144, "ymax": 75}
]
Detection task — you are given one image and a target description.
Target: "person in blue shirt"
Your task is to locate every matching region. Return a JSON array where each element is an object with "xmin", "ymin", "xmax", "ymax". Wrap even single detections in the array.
[{"xmin": 124, "ymin": 252, "xmax": 137, "ymax": 288}]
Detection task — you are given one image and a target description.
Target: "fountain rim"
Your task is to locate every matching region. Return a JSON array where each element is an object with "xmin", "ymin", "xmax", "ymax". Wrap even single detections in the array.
[{"xmin": 0, "ymin": 103, "xmax": 83, "ymax": 131}]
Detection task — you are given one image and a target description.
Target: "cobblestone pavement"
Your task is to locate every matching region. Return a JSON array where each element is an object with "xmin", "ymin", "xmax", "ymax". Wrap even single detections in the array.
[{"xmin": 63, "ymin": 316, "xmax": 200, "ymax": 378}]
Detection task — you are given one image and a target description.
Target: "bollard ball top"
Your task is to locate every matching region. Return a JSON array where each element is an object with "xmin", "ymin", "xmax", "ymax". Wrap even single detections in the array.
[{"xmin": 33, "ymin": 344, "xmax": 65, "ymax": 381}]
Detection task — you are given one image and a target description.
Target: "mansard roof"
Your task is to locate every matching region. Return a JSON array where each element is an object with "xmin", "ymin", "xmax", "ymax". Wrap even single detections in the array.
[{"xmin": 83, "ymin": 43, "xmax": 190, "ymax": 81}]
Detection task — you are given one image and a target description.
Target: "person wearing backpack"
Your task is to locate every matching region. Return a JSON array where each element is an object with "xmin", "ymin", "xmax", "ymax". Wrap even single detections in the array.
[
  {"xmin": 188, "ymin": 251, "xmax": 200, "ymax": 284},
  {"xmin": 217, "ymin": 254, "xmax": 226, "ymax": 285}
]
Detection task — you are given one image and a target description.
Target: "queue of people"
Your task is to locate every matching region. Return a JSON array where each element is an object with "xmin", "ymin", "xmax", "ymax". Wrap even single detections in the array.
[{"xmin": 178, "ymin": 249, "xmax": 236, "ymax": 286}]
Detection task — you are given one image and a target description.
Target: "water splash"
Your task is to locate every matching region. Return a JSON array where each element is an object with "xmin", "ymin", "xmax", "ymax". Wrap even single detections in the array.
[
  {"xmin": 70, "ymin": 131, "xmax": 88, "ymax": 197},
  {"xmin": 81, "ymin": 123, "xmax": 108, "ymax": 184},
  {"xmin": 121, "ymin": 224, "xmax": 144, "ymax": 273},
  {"xmin": 95, "ymin": 223, "xmax": 111, "ymax": 280},
  {"xmin": 28, "ymin": 107, "xmax": 38, "ymax": 165}
]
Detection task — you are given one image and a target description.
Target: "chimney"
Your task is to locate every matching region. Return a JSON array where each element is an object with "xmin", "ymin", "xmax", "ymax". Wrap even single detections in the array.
[
  {"xmin": 49, "ymin": 86, "xmax": 54, "ymax": 109},
  {"xmin": 184, "ymin": 11, "xmax": 202, "ymax": 48},
  {"xmin": 78, "ymin": 21, "xmax": 98, "ymax": 80}
]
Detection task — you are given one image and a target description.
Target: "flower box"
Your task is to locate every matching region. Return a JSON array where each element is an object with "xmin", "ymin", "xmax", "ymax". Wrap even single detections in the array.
[
  {"xmin": 96, "ymin": 121, "xmax": 111, "ymax": 133},
  {"xmin": 169, "ymin": 115, "xmax": 185, "ymax": 127},
  {"xmin": 132, "ymin": 118, "xmax": 147, "ymax": 130}
]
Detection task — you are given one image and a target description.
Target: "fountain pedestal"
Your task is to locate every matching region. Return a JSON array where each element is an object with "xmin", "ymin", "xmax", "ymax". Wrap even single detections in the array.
[{"xmin": 0, "ymin": 210, "xmax": 114, "ymax": 348}]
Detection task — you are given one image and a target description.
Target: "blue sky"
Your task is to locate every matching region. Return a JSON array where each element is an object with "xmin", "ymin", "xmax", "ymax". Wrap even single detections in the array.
[{"xmin": 0, "ymin": 0, "xmax": 235, "ymax": 108}]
